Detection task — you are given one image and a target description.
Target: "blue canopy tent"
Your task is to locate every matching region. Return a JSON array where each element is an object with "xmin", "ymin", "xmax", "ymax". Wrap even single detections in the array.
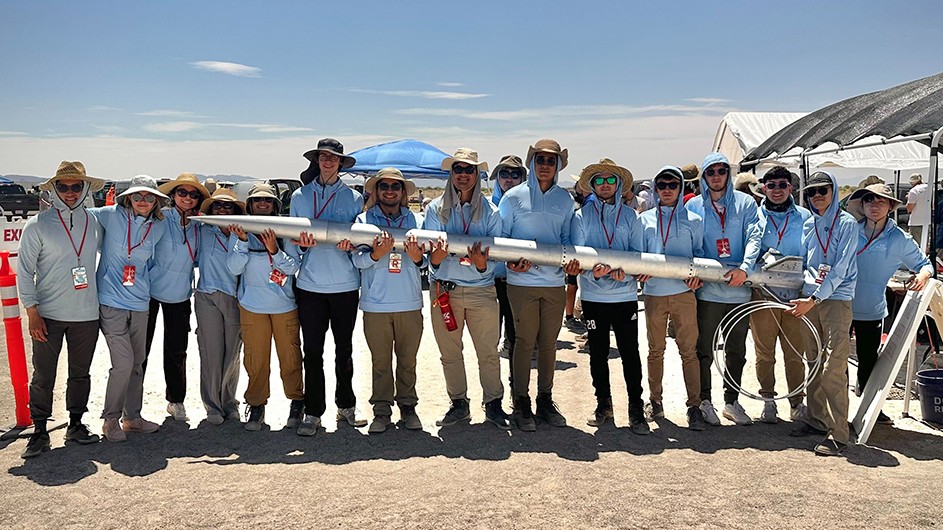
[{"xmin": 345, "ymin": 139, "xmax": 451, "ymax": 179}]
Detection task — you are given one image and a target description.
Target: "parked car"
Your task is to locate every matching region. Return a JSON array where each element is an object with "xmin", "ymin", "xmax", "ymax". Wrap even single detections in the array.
[
  {"xmin": 232, "ymin": 178, "xmax": 303, "ymax": 215},
  {"xmin": 0, "ymin": 183, "xmax": 41, "ymax": 220}
]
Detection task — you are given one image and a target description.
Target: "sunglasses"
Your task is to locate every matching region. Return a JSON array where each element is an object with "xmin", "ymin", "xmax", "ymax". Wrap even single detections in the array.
[
  {"xmin": 55, "ymin": 182, "xmax": 84, "ymax": 193},
  {"xmin": 806, "ymin": 186, "xmax": 830, "ymax": 197},
  {"xmin": 498, "ymin": 169, "xmax": 523, "ymax": 180},
  {"xmin": 655, "ymin": 181, "xmax": 680, "ymax": 190},
  {"xmin": 130, "ymin": 193, "xmax": 157, "ymax": 204},
  {"xmin": 175, "ymin": 188, "xmax": 203, "ymax": 200},
  {"xmin": 534, "ymin": 155, "xmax": 557, "ymax": 166},
  {"xmin": 592, "ymin": 176, "xmax": 618, "ymax": 186},
  {"xmin": 764, "ymin": 180, "xmax": 790, "ymax": 190},
  {"xmin": 251, "ymin": 197, "xmax": 275, "ymax": 203},
  {"xmin": 211, "ymin": 201, "xmax": 235, "ymax": 210},
  {"xmin": 377, "ymin": 182, "xmax": 404, "ymax": 191},
  {"xmin": 452, "ymin": 164, "xmax": 477, "ymax": 175},
  {"xmin": 704, "ymin": 167, "xmax": 728, "ymax": 177}
]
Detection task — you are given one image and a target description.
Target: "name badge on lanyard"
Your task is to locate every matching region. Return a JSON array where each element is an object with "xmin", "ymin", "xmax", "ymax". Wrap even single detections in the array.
[
  {"xmin": 815, "ymin": 264, "xmax": 831, "ymax": 285},
  {"xmin": 716, "ymin": 238, "xmax": 731, "ymax": 258},
  {"xmin": 388, "ymin": 252, "xmax": 403, "ymax": 273},
  {"xmin": 269, "ymin": 268, "xmax": 289, "ymax": 286},
  {"xmin": 122, "ymin": 265, "xmax": 136, "ymax": 287},
  {"xmin": 72, "ymin": 266, "xmax": 88, "ymax": 290}
]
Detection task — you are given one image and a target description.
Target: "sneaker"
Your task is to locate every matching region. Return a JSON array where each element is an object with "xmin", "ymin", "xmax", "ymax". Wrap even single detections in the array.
[
  {"xmin": 790, "ymin": 403, "xmax": 808, "ymax": 421},
  {"xmin": 166, "ymin": 402, "xmax": 189, "ymax": 422},
  {"xmin": 369, "ymin": 415, "xmax": 392, "ymax": 434},
  {"xmin": 687, "ymin": 406, "xmax": 707, "ymax": 431},
  {"xmin": 244, "ymin": 404, "xmax": 265, "ymax": 432},
  {"xmin": 436, "ymin": 399, "xmax": 471, "ymax": 427},
  {"xmin": 102, "ymin": 419, "xmax": 126, "ymax": 442},
  {"xmin": 814, "ymin": 437, "xmax": 847, "ymax": 457},
  {"xmin": 513, "ymin": 397, "xmax": 536, "ymax": 432},
  {"xmin": 628, "ymin": 403, "xmax": 651, "ymax": 435},
  {"xmin": 285, "ymin": 400, "xmax": 305, "ymax": 428},
  {"xmin": 224, "ymin": 406, "xmax": 241, "ymax": 421},
  {"xmin": 535, "ymin": 394, "xmax": 567, "ymax": 427},
  {"xmin": 296, "ymin": 414, "xmax": 321, "ymax": 436},
  {"xmin": 760, "ymin": 400, "xmax": 779, "ymax": 424},
  {"xmin": 789, "ymin": 422, "xmax": 828, "ymax": 437},
  {"xmin": 587, "ymin": 398, "xmax": 614, "ymax": 427},
  {"xmin": 699, "ymin": 400, "xmax": 721, "ymax": 426},
  {"xmin": 65, "ymin": 423, "xmax": 100, "ymax": 444},
  {"xmin": 121, "ymin": 417, "xmax": 160, "ymax": 433},
  {"xmin": 876, "ymin": 411, "xmax": 894, "ymax": 425},
  {"xmin": 484, "ymin": 399, "xmax": 512, "ymax": 430},
  {"xmin": 21, "ymin": 431, "xmax": 51, "ymax": 458},
  {"xmin": 565, "ymin": 315, "xmax": 586, "ymax": 332},
  {"xmin": 336, "ymin": 407, "xmax": 368, "ymax": 427},
  {"xmin": 723, "ymin": 401, "xmax": 753, "ymax": 426},
  {"xmin": 400, "ymin": 405, "xmax": 423, "ymax": 430},
  {"xmin": 205, "ymin": 414, "xmax": 225, "ymax": 426},
  {"xmin": 645, "ymin": 400, "xmax": 664, "ymax": 421}
]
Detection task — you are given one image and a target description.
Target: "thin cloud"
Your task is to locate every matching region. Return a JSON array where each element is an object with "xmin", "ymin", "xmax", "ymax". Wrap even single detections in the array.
[
  {"xmin": 137, "ymin": 109, "xmax": 208, "ymax": 118},
  {"xmin": 189, "ymin": 60, "xmax": 261, "ymax": 78},
  {"xmin": 350, "ymin": 88, "xmax": 490, "ymax": 100},
  {"xmin": 144, "ymin": 121, "xmax": 203, "ymax": 133},
  {"xmin": 395, "ymin": 103, "xmax": 736, "ymax": 122},
  {"xmin": 93, "ymin": 125, "xmax": 129, "ymax": 133},
  {"xmin": 0, "ymin": 130, "xmax": 28, "ymax": 136},
  {"xmin": 436, "ymin": 82, "xmax": 465, "ymax": 87},
  {"xmin": 143, "ymin": 121, "xmax": 313, "ymax": 134},
  {"xmin": 87, "ymin": 105, "xmax": 123, "ymax": 112},
  {"xmin": 686, "ymin": 97, "xmax": 731, "ymax": 105}
]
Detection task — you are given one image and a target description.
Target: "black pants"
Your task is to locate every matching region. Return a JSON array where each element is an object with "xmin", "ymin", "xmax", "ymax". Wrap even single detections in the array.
[
  {"xmin": 28, "ymin": 318, "xmax": 99, "ymax": 425},
  {"xmin": 495, "ymin": 278, "xmax": 516, "ymax": 386},
  {"xmin": 145, "ymin": 298, "xmax": 191, "ymax": 403},
  {"xmin": 696, "ymin": 300, "xmax": 749, "ymax": 404},
  {"xmin": 297, "ymin": 289, "xmax": 359, "ymax": 417},
  {"xmin": 851, "ymin": 319, "xmax": 882, "ymax": 391},
  {"xmin": 581, "ymin": 300, "xmax": 643, "ymax": 405}
]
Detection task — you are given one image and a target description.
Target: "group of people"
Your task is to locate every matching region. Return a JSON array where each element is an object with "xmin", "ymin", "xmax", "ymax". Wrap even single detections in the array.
[{"xmin": 17, "ymin": 137, "xmax": 934, "ymax": 460}]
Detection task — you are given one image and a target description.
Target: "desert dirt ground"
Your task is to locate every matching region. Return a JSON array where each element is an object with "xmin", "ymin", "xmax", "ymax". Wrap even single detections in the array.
[{"xmin": 0, "ymin": 292, "xmax": 941, "ymax": 530}]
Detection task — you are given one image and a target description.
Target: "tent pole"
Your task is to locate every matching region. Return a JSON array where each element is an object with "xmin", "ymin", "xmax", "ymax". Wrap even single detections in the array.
[
  {"xmin": 894, "ymin": 170, "xmax": 901, "ymax": 222},
  {"xmin": 799, "ymin": 151, "xmax": 809, "ymax": 196},
  {"xmin": 929, "ymin": 126, "xmax": 943, "ymax": 279}
]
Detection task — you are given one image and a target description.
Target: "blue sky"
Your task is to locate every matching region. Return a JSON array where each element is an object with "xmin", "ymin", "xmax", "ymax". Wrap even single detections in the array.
[{"xmin": 0, "ymin": 1, "xmax": 939, "ymax": 183}]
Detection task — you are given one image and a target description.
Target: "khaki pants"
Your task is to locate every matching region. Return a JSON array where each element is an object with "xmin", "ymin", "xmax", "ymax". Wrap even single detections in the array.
[
  {"xmin": 430, "ymin": 285, "xmax": 504, "ymax": 404},
  {"xmin": 644, "ymin": 292, "xmax": 701, "ymax": 407},
  {"xmin": 750, "ymin": 291, "xmax": 806, "ymax": 407},
  {"xmin": 800, "ymin": 300, "xmax": 853, "ymax": 444},
  {"xmin": 364, "ymin": 310, "xmax": 423, "ymax": 416},
  {"xmin": 507, "ymin": 285, "xmax": 565, "ymax": 399},
  {"xmin": 239, "ymin": 306, "xmax": 304, "ymax": 406}
]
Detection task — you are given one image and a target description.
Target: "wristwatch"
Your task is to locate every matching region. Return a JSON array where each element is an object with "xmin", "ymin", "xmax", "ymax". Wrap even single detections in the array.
[{"xmin": 810, "ymin": 295, "xmax": 822, "ymax": 305}]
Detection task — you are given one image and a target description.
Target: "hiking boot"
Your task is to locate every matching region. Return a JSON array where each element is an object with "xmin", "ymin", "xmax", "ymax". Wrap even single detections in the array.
[
  {"xmin": 790, "ymin": 403, "xmax": 809, "ymax": 421},
  {"xmin": 102, "ymin": 419, "xmax": 126, "ymax": 442},
  {"xmin": 699, "ymin": 400, "xmax": 721, "ymax": 426},
  {"xmin": 760, "ymin": 400, "xmax": 778, "ymax": 424},
  {"xmin": 244, "ymin": 404, "xmax": 265, "ymax": 432},
  {"xmin": 586, "ymin": 398, "xmax": 614, "ymax": 427},
  {"xmin": 723, "ymin": 401, "xmax": 753, "ymax": 426},
  {"xmin": 205, "ymin": 414, "xmax": 225, "ymax": 426},
  {"xmin": 687, "ymin": 406, "xmax": 707, "ymax": 431},
  {"xmin": 21, "ymin": 431, "xmax": 51, "ymax": 458},
  {"xmin": 628, "ymin": 403, "xmax": 651, "ymax": 435},
  {"xmin": 400, "ymin": 405, "xmax": 422, "ymax": 430},
  {"xmin": 513, "ymin": 397, "xmax": 536, "ymax": 432},
  {"xmin": 814, "ymin": 437, "xmax": 847, "ymax": 457},
  {"xmin": 645, "ymin": 400, "xmax": 664, "ymax": 421},
  {"xmin": 286, "ymin": 400, "xmax": 305, "ymax": 428},
  {"xmin": 296, "ymin": 414, "xmax": 321, "ymax": 436},
  {"xmin": 436, "ymin": 399, "xmax": 471, "ymax": 427},
  {"xmin": 65, "ymin": 423, "xmax": 100, "ymax": 444},
  {"xmin": 876, "ymin": 411, "xmax": 894, "ymax": 425},
  {"xmin": 336, "ymin": 407, "xmax": 368, "ymax": 427},
  {"xmin": 484, "ymin": 399, "xmax": 512, "ymax": 430},
  {"xmin": 166, "ymin": 402, "xmax": 189, "ymax": 422},
  {"xmin": 789, "ymin": 422, "xmax": 828, "ymax": 437},
  {"xmin": 369, "ymin": 415, "xmax": 392, "ymax": 434},
  {"xmin": 121, "ymin": 417, "xmax": 159, "ymax": 433},
  {"xmin": 535, "ymin": 394, "xmax": 567, "ymax": 427}
]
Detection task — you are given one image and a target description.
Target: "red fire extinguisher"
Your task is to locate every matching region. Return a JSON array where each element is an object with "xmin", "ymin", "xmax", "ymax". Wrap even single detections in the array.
[{"xmin": 434, "ymin": 282, "xmax": 458, "ymax": 332}]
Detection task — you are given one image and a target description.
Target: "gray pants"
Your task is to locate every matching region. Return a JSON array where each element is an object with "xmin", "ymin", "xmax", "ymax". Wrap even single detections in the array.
[
  {"xmin": 100, "ymin": 305, "xmax": 149, "ymax": 421},
  {"xmin": 195, "ymin": 291, "xmax": 243, "ymax": 417},
  {"xmin": 28, "ymin": 318, "xmax": 99, "ymax": 424}
]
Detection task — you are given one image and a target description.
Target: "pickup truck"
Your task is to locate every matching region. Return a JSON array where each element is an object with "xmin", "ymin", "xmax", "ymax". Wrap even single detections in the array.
[{"xmin": 0, "ymin": 183, "xmax": 40, "ymax": 220}]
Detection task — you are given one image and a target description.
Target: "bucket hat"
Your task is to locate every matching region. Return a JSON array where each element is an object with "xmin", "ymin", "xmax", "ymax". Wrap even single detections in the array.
[
  {"xmin": 303, "ymin": 138, "xmax": 356, "ymax": 169},
  {"xmin": 576, "ymin": 158, "xmax": 634, "ymax": 196},
  {"xmin": 489, "ymin": 155, "xmax": 527, "ymax": 181},
  {"xmin": 158, "ymin": 172, "xmax": 211, "ymax": 199},
  {"xmin": 364, "ymin": 167, "xmax": 417, "ymax": 210},
  {"xmin": 441, "ymin": 147, "xmax": 489, "ymax": 173},
  {"xmin": 846, "ymin": 183, "xmax": 902, "ymax": 221},
  {"xmin": 525, "ymin": 138, "xmax": 568, "ymax": 169},
  {"xmin": 199, "ymin": 188, "xmax": 245, "ymax": 215}
]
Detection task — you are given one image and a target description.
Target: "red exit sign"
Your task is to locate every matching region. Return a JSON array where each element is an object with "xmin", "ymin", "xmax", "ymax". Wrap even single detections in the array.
[{"xmin": 4, "ymin": 229, "xmax": 22, "ymax": 242}]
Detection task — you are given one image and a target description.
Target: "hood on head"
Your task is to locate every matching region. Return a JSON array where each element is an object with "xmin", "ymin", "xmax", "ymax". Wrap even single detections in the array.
[
  {"xmin": 699, "ymin": 152, "xmax": 733, "ymax": 203},
  {"xmin": 652, "ymin": 165, "xmax": 683, "ymax": 208},
  {"xmin": 805, "ymin": 171, "xmax": 840, "ymax": 218},
  {"xmin": 50, "ymin": 181, "xmax": 93, "ymax": 212}
]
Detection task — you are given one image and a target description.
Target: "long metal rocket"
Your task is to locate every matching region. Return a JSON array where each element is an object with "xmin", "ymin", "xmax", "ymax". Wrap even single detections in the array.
[{"xmin": 195, "ymin": 215, "xmax": 804, "ymax": 290}]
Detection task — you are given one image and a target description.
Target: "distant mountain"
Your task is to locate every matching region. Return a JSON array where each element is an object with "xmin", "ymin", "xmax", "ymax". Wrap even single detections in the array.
[{"xmin": 1, "ymin": 174, "xmax": 46, "ymax": 186}]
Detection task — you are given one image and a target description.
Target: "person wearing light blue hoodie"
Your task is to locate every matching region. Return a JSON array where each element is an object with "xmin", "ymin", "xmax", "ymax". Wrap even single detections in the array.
[
  {"xmin": 352, "ymin": 168, "xmax": 426, "ymax": 434},
  {"xmin": 289, "ymin": 138, "xmax": 368, "ymax": 430},
  {"xmin": 569, "ymin": 158, "xmax": 649, "ymax": 435},
  {"xmin": 498, "ymin": 138, "xmax": 577, "ymax": 431},
  {"xmin": 786, "ymin": 171, "xmax": 858, "ymax": 457},
  {"xmin": 489, "ymin": 155, "xmax": 526, "ymax": 365},
  {"xmin": 686, "ymin": 152, "xmax": 761, "ymax": 427}
]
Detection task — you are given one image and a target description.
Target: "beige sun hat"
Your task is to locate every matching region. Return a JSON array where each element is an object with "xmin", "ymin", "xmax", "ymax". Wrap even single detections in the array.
[
  {"xmin": 680, "ymin": 163, "xmax": 700, "ymax": 182},
  {"xmin": 364, "ymin": 167, "xmax": 417, "ymax": 210},
  {"xmin": 158, "ymin": 172, "xmax": 211, "ymax": 199},
  {"xmin": 245, "ymin": 183, "xmax": 282, "ymax": 214},
  {"xmin": 575, "ymin": 158, "xmax": 634, "ymax": 197},
  {"xmin": 734, "ymin": 172, "xmax": 764, "ymax": 198},
  {"xmin": 525, "ymin": 138, "xmax": 568, "ymax": 170},
  {"xmin": 441, "ymin": 147, "xmax": 489, "ymax": 174},
  {"xmin": 40, "ymin": 160, "xmax": 106, "ymax": 192},
  {"xmin": 199, "ymin": 188, "xmax": 246, "ymax": 215},
  {"xmin": 489, "ymin": 154, "xmax": 527, "ymax": 181},
  {"xmin": 846, "ymin": 183, "xmax": 902, "ymax": 221}
]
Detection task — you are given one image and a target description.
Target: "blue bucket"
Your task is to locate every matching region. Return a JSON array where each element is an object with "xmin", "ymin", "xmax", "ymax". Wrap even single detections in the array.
[{"xmin": 916, "ymin": 369, "xmax": 943, "ymax": 424}]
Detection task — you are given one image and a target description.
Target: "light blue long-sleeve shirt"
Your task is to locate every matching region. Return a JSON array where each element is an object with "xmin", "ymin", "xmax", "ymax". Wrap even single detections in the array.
[
  {"xmin": 93, "ymin": 205, "xmax": 166, "ymax": 312},
  {"xmin": 745, "ymin": 198, "xmax": 812, "ymax": 301},
  {"xmin": 422, "ymin": 195, "xmax": 500, "ymax": 287},
  {"xmin": 149, "ymin": 207, "xmax": 199, "ymax": 303},
  {"xmin": 227, "ymin": 232, "xmax": 299, "ymax": 314},
  {"xmin": 800, "ymin": 172, "xmax": 858, "ymax": 301},
  {"xmin": 288, "ymin": 178, "xmax": 363, "ymax": 293},
  {"xmin": 639, "ymin": 200, "xmax": 705, "ymax": 297},
  {"xmin": 196, "ymin": 224, "xmax": 238, "ymax": 297},
  {"xmin": 353, "ymin": 205, "xmax": 424, "ymax": 313},
  {"xmin": 498, "ymin": 161, "xmax": 575, "ymax": 288},
  {"xmin": 571, "ymin": 194, "xmax": 643, "ymax": 303},
  {"xmin": 853, "ymin": 218, "xmax": 932, "ymax": 321},
  {"xmin": 686, "ymin": 152, "xmax": 761, "ymax": 304}
]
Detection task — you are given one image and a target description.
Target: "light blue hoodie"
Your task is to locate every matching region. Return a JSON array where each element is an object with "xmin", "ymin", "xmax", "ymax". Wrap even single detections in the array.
[
  {"xmin": 571, "ymin": 183, "xmax": 643, "ymax": 303},
  {"xmin": 853, "ymin": 217, "xmax": 931, "ymax": 320},
  {"xmin": 685, "ymin": 152, "xmax": 761, "ymax": 304},
  {"xmin": 227, "ymin": 233, "xmax": 299, "ymax": 314},
  {"xmin": 745, "ymin": 197, "xmax": 812, "ymax": 301},
  {"xmin": 196, "ymin": 224, "xmax": 238, "ymax": 297},
  {"xmin": 800, "ymin": 171, "xmax": 858, "ymax": 301},
  {"xmin": 288, "ymin": 178, "xmax": 363, "ymax": 293},
  {"xmin": 93, "ymin": 204, "xmax": 167, "ymax": 312},
  {"xmin": 353, "ymin": 205, "xmax": 425, "ymax": 313},
  {"xmin": 498, "ymin": 159, "xmax": 575, "ymax": 287},
  {"xmin": 149, "ymin": 207, "xmax": 199, "ymax": 303},
  {"xmin": 422, "ymin": 195, "xmax": 501, "ymax": 287}
]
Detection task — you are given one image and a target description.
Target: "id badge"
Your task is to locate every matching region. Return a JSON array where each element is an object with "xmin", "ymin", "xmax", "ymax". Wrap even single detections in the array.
[
  {"xmin": 716, "ymin": 238, "xmax": 731, "ymax": 258},
  {"xmin": 459, "ymin": 256, "xmax": 472, "ymax": 267},
  {"xmin": 122, "ymin": 265, "xmax": 136, "ymax": 287},
  {"xmin": 815, "ymin": 264, "xmax": 831, "ymax": 285},
  {"xmin": 72, "ymin": 266, "xmax": 89, "ymax": 290},
  {"xmin": 269, "ymin": 268, "xmax": 289, "ymax": 286},
  {"xmin": 388, "ymin": 252, "xmax": 402, "ymax": 274}
]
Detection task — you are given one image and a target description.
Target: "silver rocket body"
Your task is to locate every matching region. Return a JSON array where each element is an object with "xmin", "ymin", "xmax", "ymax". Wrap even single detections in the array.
[{"xmin": 196, "ymin": 215, "xmax": 804, "ymax": 290}]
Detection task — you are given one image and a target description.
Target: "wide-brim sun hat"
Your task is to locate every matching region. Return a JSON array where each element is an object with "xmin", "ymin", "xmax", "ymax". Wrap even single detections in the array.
[
  {"xmin": 364, "ymin": 167, "xmax": 417, "ymax": 210},
  {"xmin": 734, "ymin": 172, "xmax": 764, "ymax": 198},
  {"xmin": 489, "ymin": 154, "xmax": 527, "ymax": 181},
  {"xmin": 40, "ymin": 160, "xmax": 106, "ymax": 192},
  {"xmin": 158, "ymin": 172, "xmax": 211, "ymax": 199},
  {"xmin": 576, "ymin": 158, "xmax": 634, "ymax": 197},
  {"xmin": 303, "ymin": 137, "xmax": 356, "ymax": 169},
  {"xmin": 199, "ymin": 188, "xmax": 246, "ymax": 215},
  {"xmin": 680, "ymin": 163, "xmax": 700, "ymax": 182},
  {"xmin": 525, "ymin": 138, "xmax": 568, "ymax": 170},
  {"xmin": 117, "ymin": 175, "xmax": 170, "ymax": 201},
  {"xmin": 846, "ymin": 183, "xmax": 902, "ymax": 221},
  {"xmin": 245, "ymin": 183, "xmax": 282, "ymax": 212},
  {"xmin": 441, "ymin": 147, "xmax": 489, "ymax": 174}
]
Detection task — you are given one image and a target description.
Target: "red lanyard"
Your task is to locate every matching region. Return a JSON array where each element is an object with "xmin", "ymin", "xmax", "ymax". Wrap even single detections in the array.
[
  {"xmin": 856, "ymin": 224, "xmax": 885, "ymax": 256},
  {"xmin": 459, "ymin": 207, "xmax": 471, "ymax": 234},
  {"xmin": 126, "ymin": 213, "xmax": 153, "ymax": 260},
  {"xmin": 57, "ymin": 210, "xmax": 89, "ymax": 264},
  {"xmin": 214, "ymin": 233, "xmax": 228, "ymax": 253},
  {"xmin": 814, "ymin": 210, "xmax": 841, "ymax": 258},
  {"xmin": 767, "ymin": 211, "xmax": 790, "ymax": 246},
  {"xmin": 658, "ymin": 204, "xmax": 678, "ymax": 249},
  {"xmin": 183, "ymin": 219, "xmax": 198, "ymax": 262},
  {"xmin": 313, "ymin": 191, "xmax": 336, "ymax": 220},
  {"xmin": 254, "ymin": 234, "xmax": 276, "ymax": 268},
  {"xmin": 710, "ymin": 199, "xmax": 726, "ymax": 234},
  {"xmin": 593, "ymin": 203, "xmax": 622, "ymax": 248},
  {"xmin": 383, "ymin": 211, "xmax": 406, "ymax": 228}
]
